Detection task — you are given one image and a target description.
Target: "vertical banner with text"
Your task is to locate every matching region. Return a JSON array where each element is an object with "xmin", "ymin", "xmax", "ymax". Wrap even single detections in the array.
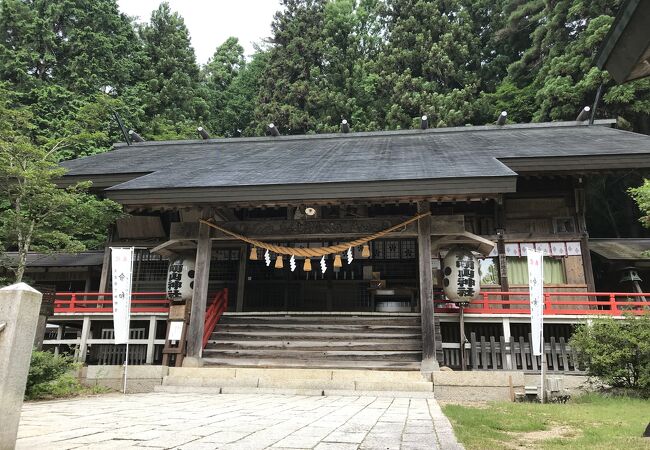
[
  {"xmin": 526, "ymin": 248, "xmax": 544, "ymax": 356},
  {"xmin": 111, "ymin": 247, "xmax": 134, "ymax": 345}
]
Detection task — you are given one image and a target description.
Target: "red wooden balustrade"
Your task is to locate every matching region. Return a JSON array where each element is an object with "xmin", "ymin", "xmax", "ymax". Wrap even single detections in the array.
[
  {"xmin": 54, "ymin": 292, "xmax": 169, "ymax": 313},
  {"xmin": 53, "ymin": 290, "xmax": 649, "ymax": 316},
  {"xmin": 434, "ymin": 291, "xmax": 650, "ymax": 315},
  {"xmin": 202, "ymin": 288, "xmax": 228, "ymax": 349}
]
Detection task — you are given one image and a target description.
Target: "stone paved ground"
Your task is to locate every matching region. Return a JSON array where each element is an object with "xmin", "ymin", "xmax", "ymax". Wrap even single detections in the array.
[{"xmin": 17, "ymin": 392, "xmax": 463, "ymax": 450}]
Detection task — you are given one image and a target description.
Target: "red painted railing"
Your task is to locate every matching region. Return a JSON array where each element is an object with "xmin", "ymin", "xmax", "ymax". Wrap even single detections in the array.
[
  {"xmin": 53, "ymin": 290, "xmax": 648, "ymax": 317},
  {"xmin": 203, "ymin": 288, "xmax": 228, "ymax": 349},
  {"xmin": 54, "ymin": 292, "xmax": 169, "ymax": 313},
  {"xmin": 434, "ymin": 291, "xmax": 650, "ymax": 315}
]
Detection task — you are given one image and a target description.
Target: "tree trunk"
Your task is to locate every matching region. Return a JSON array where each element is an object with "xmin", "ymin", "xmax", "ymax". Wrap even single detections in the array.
[{"xmin": 15, "ymin": 221, "xmax": 34, "ymax": 284}]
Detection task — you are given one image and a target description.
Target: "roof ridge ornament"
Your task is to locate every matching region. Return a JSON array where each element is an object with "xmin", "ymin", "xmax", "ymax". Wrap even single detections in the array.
[
  {"xmin": 496, "ymin": 111, "xmax": 507, "ymax": 126},
  {"xmin": 576, "ymin": 106, "xmax": 591, "ymax": 122}
]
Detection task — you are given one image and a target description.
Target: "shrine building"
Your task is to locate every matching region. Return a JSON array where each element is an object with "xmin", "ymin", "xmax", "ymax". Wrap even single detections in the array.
[{"xmin": 11, "ymin": 118, "xmax": 650, "ymax": 376}]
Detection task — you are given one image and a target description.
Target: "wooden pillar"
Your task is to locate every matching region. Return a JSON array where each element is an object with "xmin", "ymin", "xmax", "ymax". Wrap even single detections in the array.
[
  {"xmin": 185, "ymin": 220, "xmax": 212, "ymax": 364},
  {"xmin": 236, "ymin": 245, "xmax": 247, "ymax": 312},
  {"xmin": 78, "ymin": 316, "xmax": 91, "ymax": 363},
  {"xmin": 417, "ymin": 201, "xmax": 439, "ymax": 372},
  {"xmin": 575, "ymin": 188, "xmax": 596, "ymax": 291},
  {"xmin": 502, "ymin": 318, "xmax": 512, "ymax": 369},
  {"xmin": 98, "ymin": 246, "xmax": 111, "ymax": 294},
  {"xmin": 54, "ymin": 325, "xmax": 64, "ymax": 356},
  {"xmin": 84, "ymin": 271, "xmax": 93, "ymax": 293},
  {"xmin": 495, "ymin": 196, "xmax": 510, "ymax": 293},
  {"xmin": 146, "ymin": 316, "xmax": 157, "ymax": 364}
]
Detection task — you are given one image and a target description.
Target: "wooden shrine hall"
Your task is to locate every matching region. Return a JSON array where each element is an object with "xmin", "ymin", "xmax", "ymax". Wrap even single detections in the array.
[{"xmin": 55, "ymin": 119, "xmax": 650, "ymax": 370}]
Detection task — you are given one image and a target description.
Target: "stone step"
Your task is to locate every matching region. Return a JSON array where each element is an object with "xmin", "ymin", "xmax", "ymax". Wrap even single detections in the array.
[
  {"xmin": 215, "ymin": 323, "xmax": 422, "ymax": 332},
  {"xmin": 206, "ymin": 339, "xmax": 422, "ymax": 351},
  {"xmin": 159, "ymin": 367, "xmax": 433, "ymax": 397},
  {"xmin": 210, "ymin": 331, "xmax": 423, "ymax": 340},
  {"xmin": 167, "ymin": 367, "xmax": 431, "ymax": 382},
  {"xmin": 154, "ymin": 385, "xmax": 434, "ymax": 398},
  {"xmin": 220, "ymin": 315, "xmax": 421, "ymax": 326},
  {"xmin": 163, "ymin": 376, "xmax": 431, "ymax": 392},
  {"xmin": 201, "ymin": 357, "xmax": 422, "ymax": 370},
  {"xmin": 202, "ymin": 349, "xmax": 422, "ymax": 361}
]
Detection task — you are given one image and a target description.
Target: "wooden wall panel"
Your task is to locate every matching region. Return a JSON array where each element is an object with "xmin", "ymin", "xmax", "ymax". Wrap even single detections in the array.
[{"xmin": 564, "ymin": 256, "xmax": 586, "ymax": 285}]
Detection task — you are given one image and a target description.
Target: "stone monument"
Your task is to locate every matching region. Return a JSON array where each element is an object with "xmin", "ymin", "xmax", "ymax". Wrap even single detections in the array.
[{"xmin": 0, "ymin": 283, "xmax": 43, "ymax": 450}]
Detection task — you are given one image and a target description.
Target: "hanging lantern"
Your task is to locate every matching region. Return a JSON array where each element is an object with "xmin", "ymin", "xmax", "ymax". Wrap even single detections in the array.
[
  {"xmin": 361, "ymin": 244, "xmax": 371, "ymax": 258},
  {"xmin": 333, "ymin": 254, "xmax": 343, "ymax": 268},
  {"xmin": 249, "ymin": 246, "xmax": 258, "ymax": 260},
  {"xmin": 166, "ymin": 256, "xmax": 195, "ymax": 301},
  {"xmin": 275, "ymin": 255, "xmax": 284, "ymax": 269},
  {"xmin": 303, "ymin": 258, "xmax": 312, "ymax": 271},
  {"xmin": 442, "ymin": 247, "xmax": 481, "ymax": 302}
]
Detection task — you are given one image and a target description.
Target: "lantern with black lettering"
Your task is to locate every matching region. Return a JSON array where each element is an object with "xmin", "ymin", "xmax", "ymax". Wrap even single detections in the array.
[
  {"xmin": 442, "ymin": 247, "xmax": 481, "ymax": 302},
  {"xmin": 166, "ymin": 257, "xmax": 195, "ymax": 301}
]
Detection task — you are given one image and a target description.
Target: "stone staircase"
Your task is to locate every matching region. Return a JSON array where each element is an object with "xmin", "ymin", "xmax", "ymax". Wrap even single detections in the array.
[
  {"xmin": 154, "ymin": 313, "xmax": 431, "ymax": 397},
  {"xmin": 202, "ymin": 313, "xmax": 423, "ymax": 371},
  {"xmin": 156, "ymin": 367, "xmax": 434, "ymax": 397}
]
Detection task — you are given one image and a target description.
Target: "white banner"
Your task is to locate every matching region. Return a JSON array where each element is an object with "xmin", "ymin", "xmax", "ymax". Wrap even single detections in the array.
[
  {"xmin": 111, "ymin": 247, "xmax": 134, "ymax": 345},
  {"xmin": 526, "ymin": 249, "xmax": 544, "ymax": 356}
]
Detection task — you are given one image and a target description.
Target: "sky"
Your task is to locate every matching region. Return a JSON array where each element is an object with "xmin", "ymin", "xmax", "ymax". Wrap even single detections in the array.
[{"xmin": 117, "ymin": 0, "xmax": 281, "ymax": 64}]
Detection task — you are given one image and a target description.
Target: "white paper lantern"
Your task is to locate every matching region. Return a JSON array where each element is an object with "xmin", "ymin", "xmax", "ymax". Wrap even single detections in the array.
[
  {"xmin": 166, "ymin": 256, "xmax": 196, "ymax": 301},
  {"xmin": 442, "ymin": 247, "xmax": 481, "ymax": 302}
]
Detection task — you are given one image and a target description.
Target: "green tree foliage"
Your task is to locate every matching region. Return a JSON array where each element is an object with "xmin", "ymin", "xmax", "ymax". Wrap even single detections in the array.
[
  {"xmin": 221, "ymin": 49, "xmax": 271, "ymax": 137},
  {"xmin": 0, "ymin": 87, "xmax": 121, "ymax": 282},
  {"xmin": 0, "ymin": 0, "xmax": 141, "ymax": 94},
  {"xmin": 256, "ymin": 0, "xmax": 328, "ymax": 134},
  {"xmin": 0, "ymin": 0, "xmax": 144, "ymax": 160},
  {"xmin": 1, "ymin": 0, "xmax": 650, "ymax": 251},
  {"xmin": 570, "ymin": 315, "xmax": 650, "ymax": 396},
  {"xmin": 377, "ymin": 0, "xmax": 482, "ymax": 128},
  {"xmin": 495, "ymin": 0, "xmax": 650, "ymax": 131},
  {"xmin": 137, "ymin": 2, "xmax": 208, "ymax": 139},
  {"xmin": 629, "ymin": 179, "xmax": 650, "ymax": 230},
  {"xmin": 204, "ymin": 37, "xmax": 247, "ymax": 137}
]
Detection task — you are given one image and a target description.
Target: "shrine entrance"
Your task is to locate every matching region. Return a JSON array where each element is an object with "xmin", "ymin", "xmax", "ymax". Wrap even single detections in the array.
[{"xmin": 240, "ymin": 238, "xmax": 419, "ymax": 312}]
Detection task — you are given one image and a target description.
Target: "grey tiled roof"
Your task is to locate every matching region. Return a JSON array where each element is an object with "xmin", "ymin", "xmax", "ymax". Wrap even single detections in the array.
[
  {"xmin": 60, "ymin": 121, "xmax": 650, "ymax": 191},
  {"xmin": 589, "ymin": 239, "xmax": 650, "ymax": 261}
]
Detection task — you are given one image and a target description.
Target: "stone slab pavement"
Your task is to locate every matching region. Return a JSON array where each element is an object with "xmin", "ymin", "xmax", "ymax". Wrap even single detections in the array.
[{"xmin": 17, "ymin": 392, "xmax": 464, "ymax": 449}]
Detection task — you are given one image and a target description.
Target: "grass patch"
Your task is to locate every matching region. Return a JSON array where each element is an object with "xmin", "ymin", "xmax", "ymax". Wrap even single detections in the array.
[{"xmin": 442, "ymin": 393, "xmax": 650, "ymax": 449}]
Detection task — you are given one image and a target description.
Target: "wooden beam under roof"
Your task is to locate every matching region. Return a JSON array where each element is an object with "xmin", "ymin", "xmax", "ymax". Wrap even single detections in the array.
[{"xmin": 596, "ymin": 0, "xmax": 650, "ymax": 84}]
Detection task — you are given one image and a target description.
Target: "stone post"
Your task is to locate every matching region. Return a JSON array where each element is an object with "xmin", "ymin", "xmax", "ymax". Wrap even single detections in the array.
[{"xmin": 0, "ymin": 283, "xmax": 43, "ymax": 449}]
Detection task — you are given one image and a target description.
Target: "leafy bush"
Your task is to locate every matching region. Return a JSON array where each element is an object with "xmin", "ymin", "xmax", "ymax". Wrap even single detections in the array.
[
  {"xmin": 26, "ymin": 350, "xmax": 80, "ymax": 400},
  {"xmin": 570, "ymin": 315, "xmax": 650, "ymax": 396}
]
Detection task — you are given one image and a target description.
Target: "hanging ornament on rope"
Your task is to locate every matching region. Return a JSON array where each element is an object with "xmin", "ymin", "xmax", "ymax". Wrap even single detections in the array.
[
  {"xmin": 274, "ymin": 255, "xmax": 283, "ymax": 269},
  {"xmin": 290, "ymin": 255, "xmax": 296, "ymax": 272},
  {"xmin": 333, "ymin": 254, "xmax": 343, "ymax": 268},
  {"xmin": 303, "ymin": 258, "xmax": 312, "ymax": 272},
  {"xmin": 264, "ymin": 249, "xmax": 271, "ymax": 266},
  {"xmin": 202, "ymin": 212, "xmax": 429, "ymax": 261},
  {"xmin": 320, "ymin": 256, "xmax": 327, "ymax": 274},
  {"xmin": 249, "ymin": 246, "xmax": 258, "ymax": 260},
  {"xmin": 347, "ymin": 247, "xmax": 353, "ymax": 264}
]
